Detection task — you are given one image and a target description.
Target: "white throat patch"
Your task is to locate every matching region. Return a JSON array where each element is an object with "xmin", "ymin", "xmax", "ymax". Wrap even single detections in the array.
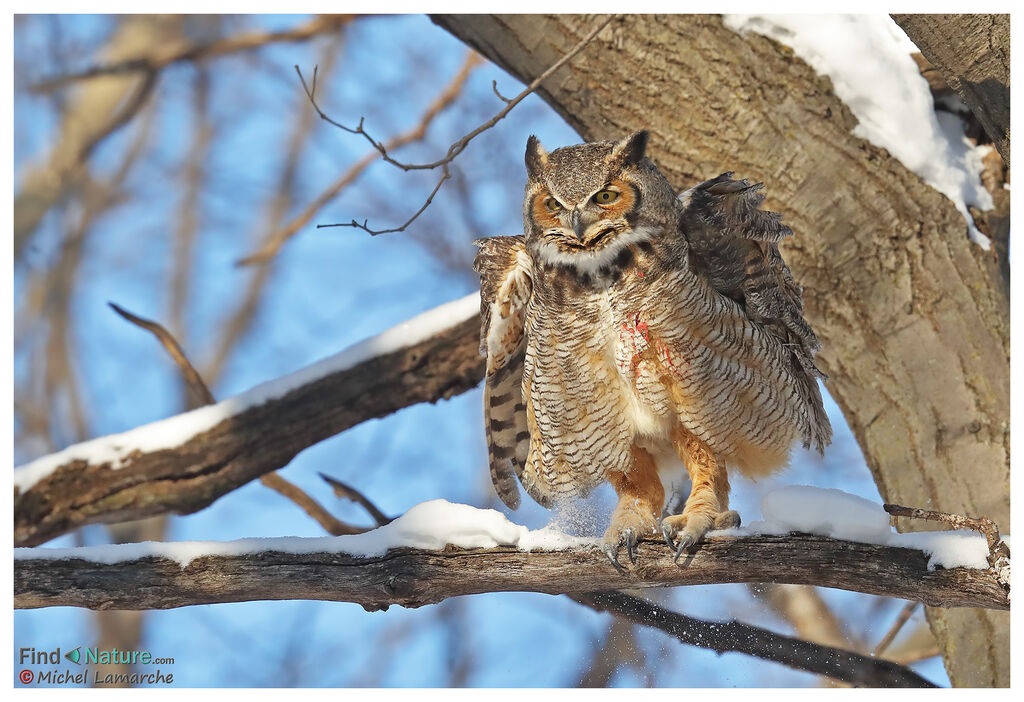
[{"xmin": 532, "ymin": 226, "xmax": 656, "ymax": 276}]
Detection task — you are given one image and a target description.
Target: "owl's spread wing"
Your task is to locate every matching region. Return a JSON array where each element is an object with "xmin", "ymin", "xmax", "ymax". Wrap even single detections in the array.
[
  {"xmin": 473, "ymin": 235, "xmax": 534, "ymax": 509},
  {"xmin": 678, "ymin": 173, "xmax": 831, "ymax": 452}
]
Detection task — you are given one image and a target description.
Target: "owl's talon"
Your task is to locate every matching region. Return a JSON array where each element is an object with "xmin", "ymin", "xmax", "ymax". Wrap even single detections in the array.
[
  {"xmin": 673, "ymin": 534, "xmax": 695, "ymax": 562},
  {"xmin": 603, "ymin": 543, "xmax": 628, "ymax": 573},
  {"xmin": 623, "ymin": 528, "xmax": 639, "ymax": 564},
  {"xmin": 661, "ymin": 522, "xmax": 676, "ymax": 550}
]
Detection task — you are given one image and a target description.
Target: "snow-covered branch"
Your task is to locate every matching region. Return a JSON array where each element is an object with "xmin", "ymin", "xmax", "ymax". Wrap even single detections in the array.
[
  {"xmin": 14, "ymin": 295, "xmax": 483, "ymax": 547},
  {"xmin": 15, "ymin": 533, "xmax": 1009, "ymax": 612}
]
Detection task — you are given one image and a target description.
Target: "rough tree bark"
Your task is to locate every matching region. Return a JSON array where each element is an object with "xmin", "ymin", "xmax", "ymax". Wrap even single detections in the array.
[
  {"xmin": 16, "ymin": 535, "xmax": 1009, "ymax": 611},
  {"xmin": 892, "ymin": 14, "xmax": 1009, "ymax": 167},
  {"xmin": 433, "ymin": 14, "xmax": 1009, "ymax": 687}
]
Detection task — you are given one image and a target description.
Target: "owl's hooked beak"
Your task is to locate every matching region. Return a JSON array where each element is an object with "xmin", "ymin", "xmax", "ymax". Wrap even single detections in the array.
[{"xmin": 570, "ymin": 208, "xmax": 586, "ymax": 241}]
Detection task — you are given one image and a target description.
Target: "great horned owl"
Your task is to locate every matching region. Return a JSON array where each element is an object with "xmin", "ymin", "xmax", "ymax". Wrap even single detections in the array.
[{"xmin": 474, "ymin": 131, "xmax": 831, "ymax": 567}]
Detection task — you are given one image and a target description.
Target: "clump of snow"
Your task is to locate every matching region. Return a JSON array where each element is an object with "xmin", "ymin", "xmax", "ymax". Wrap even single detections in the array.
[
  {"xmin": 892, "ymin": 530, "xmax": 993, "ymax": 571},
  {"xmin": 14, "ymin": 499, "xmax": 597, "ymax": 567},
  {"xmin": 715, "ymin": 485, "xmax": 995, "ymax": 571},
  {"xmin": 723, "ymin": 14, "xmax": 994, "ymax": 249},
  {"xmin": 13, "ymin": 294, "xmax": 480, "ymax": 493},
  {"xmin": 754, "ymin": 485, "xmax": 892, "ymax": 543},
  {"xmin": 15, "ymin": 489, "xmax": 999, "ymax": 573}
]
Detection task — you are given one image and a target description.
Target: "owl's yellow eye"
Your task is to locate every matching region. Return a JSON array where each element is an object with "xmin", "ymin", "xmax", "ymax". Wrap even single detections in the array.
[
  {"xmin": 594, "ymin": 189, "xmax": 619, "ymax": 205},
  {"xmin": 544, "ymin": 196, "xmax": 562, "ymax": 213}
]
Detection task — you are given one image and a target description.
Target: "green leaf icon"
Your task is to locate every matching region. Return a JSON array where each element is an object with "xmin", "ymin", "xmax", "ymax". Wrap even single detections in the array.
[{"xmin": 64, "ymin": 647, "xmax": 81, "ymax": 664}]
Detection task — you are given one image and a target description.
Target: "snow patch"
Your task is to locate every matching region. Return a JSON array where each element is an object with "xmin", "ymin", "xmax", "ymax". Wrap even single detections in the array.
[
  {"xmin": 13, "ymin": 294, "xmax": 480, "ymax": 493},
  {"xmin": 715, "ymin": 485, "xmax": 997, "ymax": 571},
  {"xmin": 16, "ymin": 488, "xmax": 999, "ymax": 573},
  {"xmin": 14, "ymin": 499, "xmax": 598, "ymax": 567},
  {"xmin": 723, "ymin": 14, "xmax": 994, "ymax": 249}
]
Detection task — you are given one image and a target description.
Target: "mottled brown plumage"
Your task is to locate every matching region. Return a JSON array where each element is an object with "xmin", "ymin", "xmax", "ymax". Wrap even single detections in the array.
[{"xmin": 474, "ymin": 131, "xmax": 831, "ymax": 566}]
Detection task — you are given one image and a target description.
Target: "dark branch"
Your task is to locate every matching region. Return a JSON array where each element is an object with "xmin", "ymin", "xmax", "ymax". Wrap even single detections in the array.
[
  {"xmin": 108, "ymin": 302, "xmax": 215, "ymax": 405},
  {"xmin": 15, "ymin": 535, "xmax": 1009, "ymax": 612},
  {"xmin": 574, "ymin": 591, "xmax": 936, "ymax": 688},
  {"xmin": 319, "ymin": 472, "xmax": 393, "ymax": 526},
  {"xmin": 260, "ymin": 472, "xmax": 369, "ymax": 536}
]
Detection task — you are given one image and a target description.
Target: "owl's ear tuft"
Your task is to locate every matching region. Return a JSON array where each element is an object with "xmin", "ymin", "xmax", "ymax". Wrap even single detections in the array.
[
  {"xmin": 525, "ymin": 135, "xmax": 549, "ymax": 178},
  {"xmin": 608, "ymin": 130, "xmax": 649, "ymax": 168}
]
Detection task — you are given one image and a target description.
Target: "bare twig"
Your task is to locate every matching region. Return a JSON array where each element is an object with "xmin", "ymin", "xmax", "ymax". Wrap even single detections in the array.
[
  {"xmin": 259, "ymin": 473, "xmax": 368, "ymax": 536},
  {"xmin": 321, "ymin": 165, "xmax": 452, "ymax": 236},
  {"xmin": 31, "ymin": 15, "xmax": 356, "ymax": 92},
  {"xmin": 302, "ymin": 15, "xmax": 612, "ymax": 171},
  {"xmin": 108, "ymin": 301, "xmax": 361, "ymax": 538},
  {"xmin": 107, "ymin": 302, "xmax": 215, "ymax": 405},
  {"xmin": 319, "ymin": 472, "xmax": 393, "ymax": 526},
  {"xmin": 873, "ymin": 600, "xmax": 919, "ymax": 657},
  {"xmin": 306, "ymin": 14, "xmax": 616, "ymax": 235},
  {"xmin": 491, "ymin": 79, "xmax": 513, "ymax": 104},
  {"xmin": 883, "ymin": 503, "xmax": 1008, "ymax": 564},
  {"xmin": 574, "ymin": 591, "xmax": 936, "ymax": 688},
  {"xmin": 238, "ymin": 51, "xmax": 480, "ymax": 264}
]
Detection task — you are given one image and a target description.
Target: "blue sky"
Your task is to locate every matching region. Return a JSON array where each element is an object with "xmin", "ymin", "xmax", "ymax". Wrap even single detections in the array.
[{"xmin": 13, "ymin": 14, "xmax": 948, "ymax": 687}]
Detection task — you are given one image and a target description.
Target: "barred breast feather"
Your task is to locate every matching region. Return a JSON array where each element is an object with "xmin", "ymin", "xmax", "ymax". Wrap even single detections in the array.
[{"xmin": 473, "ymin": 235, "xmax": 533, "ymax": 509}]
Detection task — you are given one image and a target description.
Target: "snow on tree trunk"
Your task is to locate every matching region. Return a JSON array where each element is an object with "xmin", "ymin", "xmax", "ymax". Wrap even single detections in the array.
[{"xmin": 892, "ymin": 14, "xmax": 1009, "ymax": 168}]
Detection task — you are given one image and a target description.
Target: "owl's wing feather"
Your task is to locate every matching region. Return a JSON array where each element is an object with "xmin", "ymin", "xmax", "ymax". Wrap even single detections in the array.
[
  {"xmin": 473, "ymin": 235, "xmax": 533, "ymax": 509},
  {"xmin": 679, "ymin": 173, "xmax": 831, "ymax": 452}
]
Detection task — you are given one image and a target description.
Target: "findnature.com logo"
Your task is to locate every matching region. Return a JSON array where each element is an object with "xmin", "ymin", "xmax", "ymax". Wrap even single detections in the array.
[{"xmin": 17, "ymin": 646, "xmax": 176, "ymax": 686}]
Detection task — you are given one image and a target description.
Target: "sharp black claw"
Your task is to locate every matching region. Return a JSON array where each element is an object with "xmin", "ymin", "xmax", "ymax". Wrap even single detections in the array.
[
  {"xmin": 624, "ymin": 529, "xmax": 638, "ymax": 564},
  {"xmin": 673, "ymin": 534, "xmax": 695, "ymax": 563},
  {"xmin": 603, "ymin": 543, "xmax": 627, "ymax": 573},
  {"xmin": 661, "ymin": 523, "xmax": 676, "ymax": 550}
]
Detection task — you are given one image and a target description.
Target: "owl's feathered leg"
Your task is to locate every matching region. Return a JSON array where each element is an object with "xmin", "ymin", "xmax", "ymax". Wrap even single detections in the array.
[
  {"xmin": 661, "ymin": 427, "xmax": 740, "ymax": 561},
  {"xmin": 602, "ymin": 446, "xmax": 665, "ymax": 569}
]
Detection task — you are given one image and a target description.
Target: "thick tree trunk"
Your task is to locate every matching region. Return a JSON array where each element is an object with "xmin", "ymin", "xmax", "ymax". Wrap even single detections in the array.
[
  {"xmin": 434, "ymin": 14, "xmax": 1009, "ymax": 687},
  {"xmin": 892, "ymin": 14, "xmax": 1009, "ymax": 167}
]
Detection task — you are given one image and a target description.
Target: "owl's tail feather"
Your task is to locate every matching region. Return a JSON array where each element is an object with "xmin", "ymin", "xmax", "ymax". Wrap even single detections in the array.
[
  {"xmin": 799, "ymin": 370, "xmax": 834, "ymax": 456},
  {"xmin": 483, "ymin": 350, "xmax": 530, "ymax": 510}
]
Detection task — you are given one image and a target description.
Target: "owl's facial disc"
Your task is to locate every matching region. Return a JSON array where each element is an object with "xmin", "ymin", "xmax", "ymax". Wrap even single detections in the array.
[{"xmin": 534, "ymin": 178, "xmax": 640, "ymax": 252}]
